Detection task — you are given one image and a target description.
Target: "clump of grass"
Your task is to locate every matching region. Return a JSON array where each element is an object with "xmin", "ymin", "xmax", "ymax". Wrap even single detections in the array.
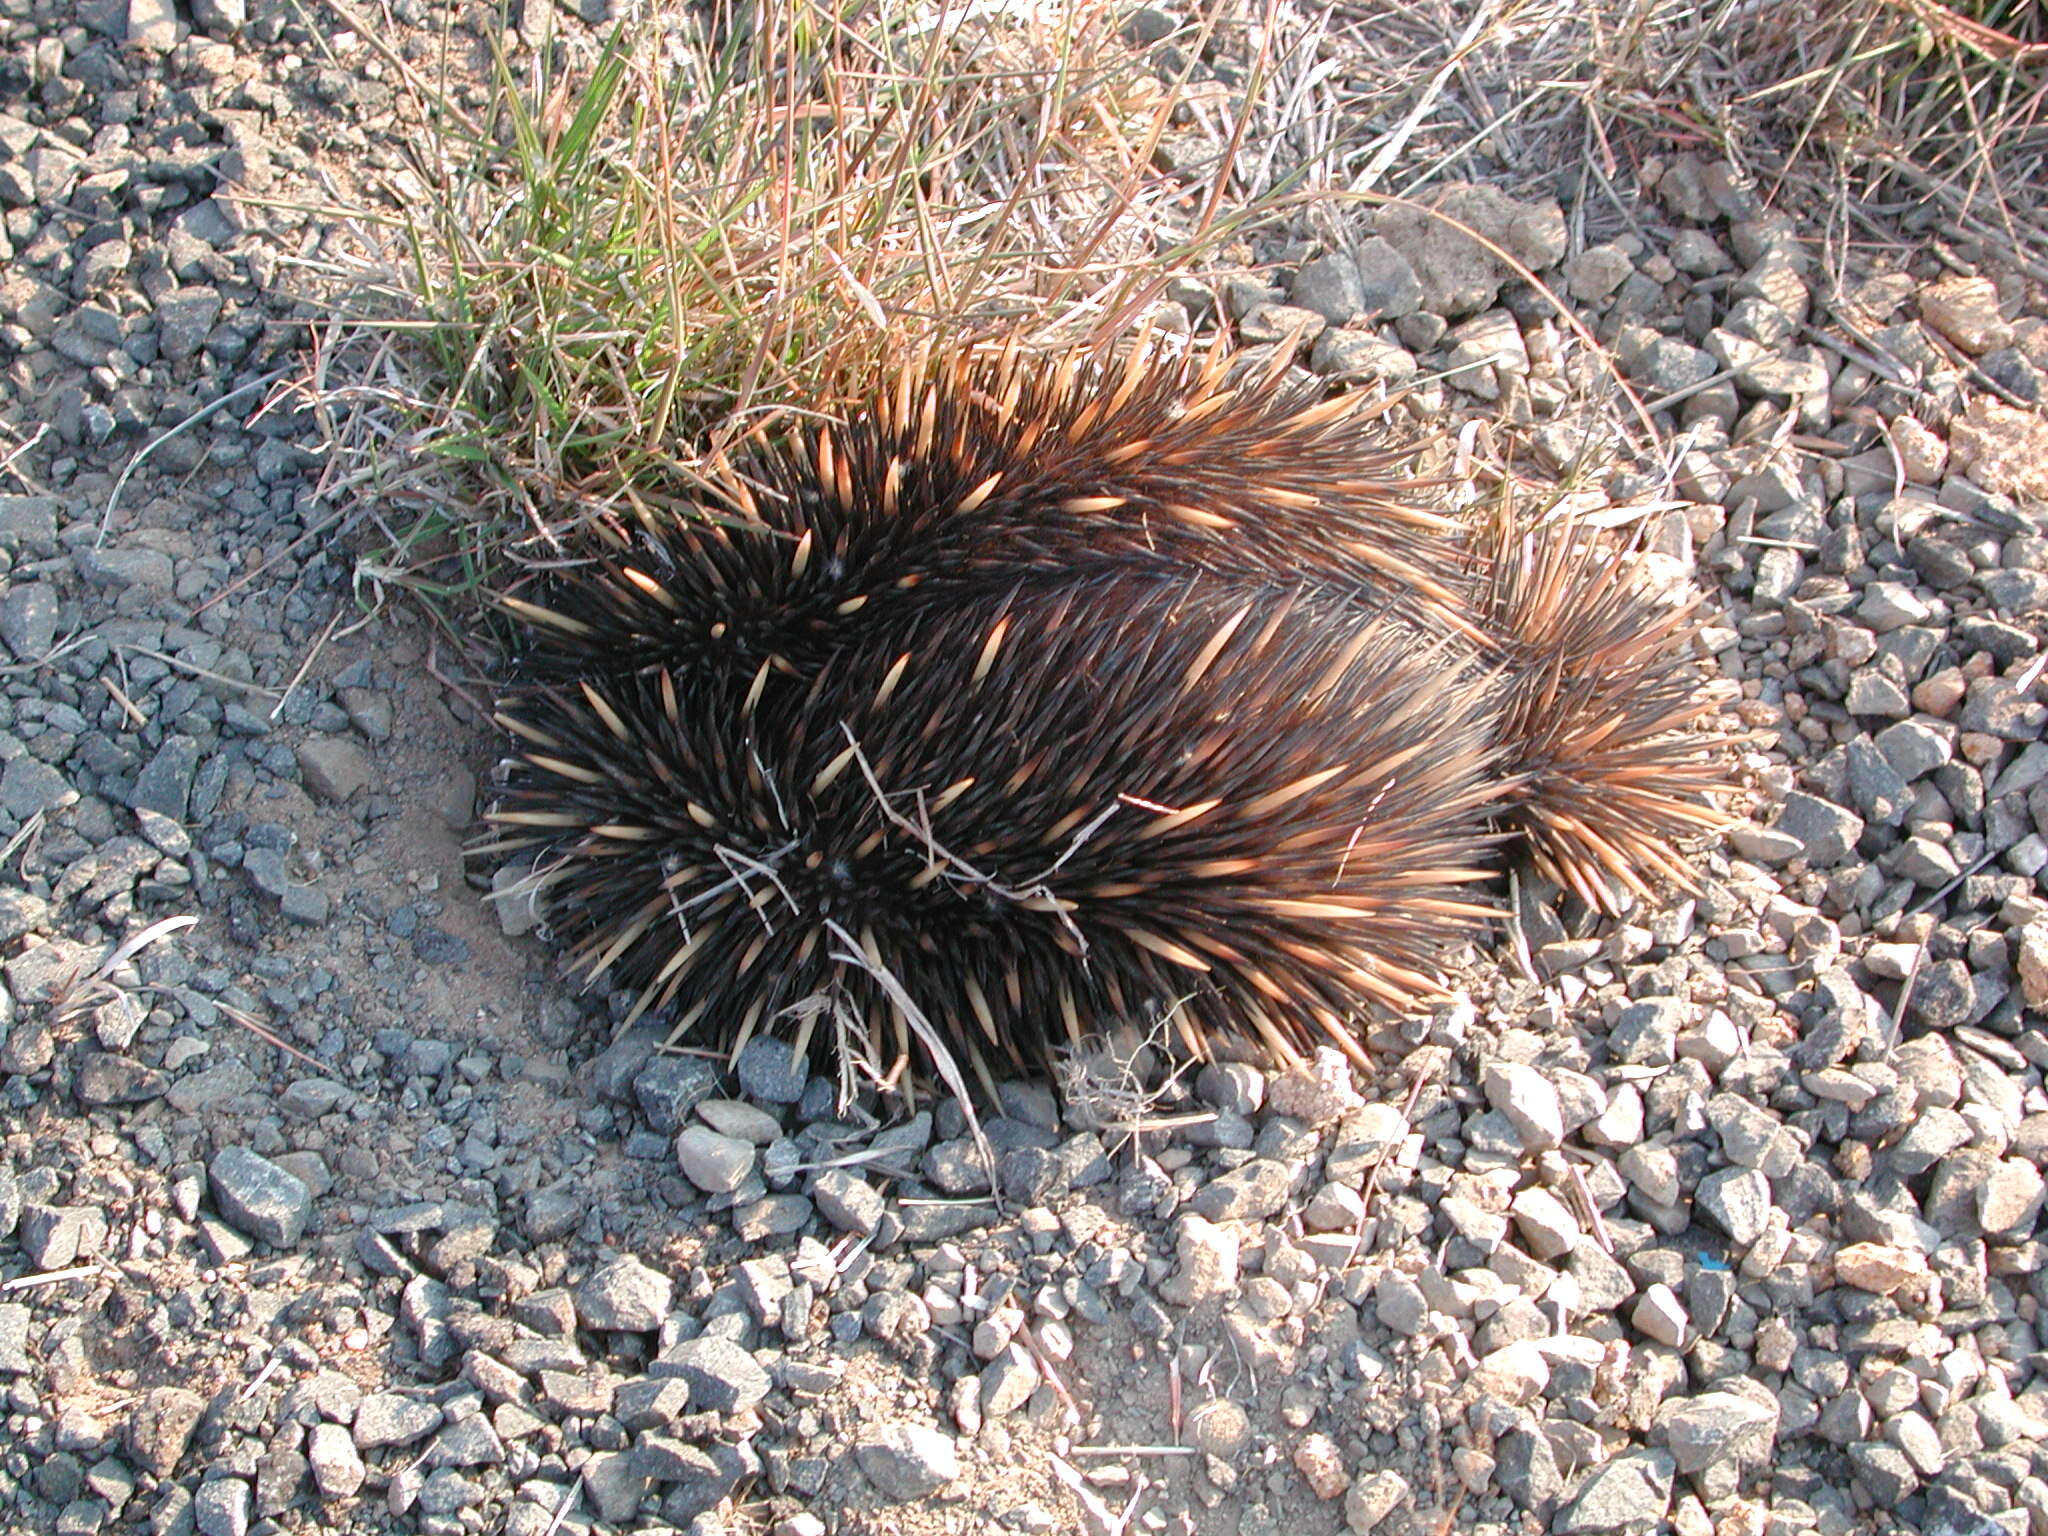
[
  {"xmin": 1211, "ymin": 1, "xmax": 2042, "ymax": 261},
  {"xmin": 318, "ymin": 0, "xmax": 2045, "ymax": 637},
  {"xmin": 1629, "ymin": 0, "xmax": 2047, "ymax": 237},
  {"xmin": 322, "ymin": 0, "xmax": 1292, "ymax": 617}
]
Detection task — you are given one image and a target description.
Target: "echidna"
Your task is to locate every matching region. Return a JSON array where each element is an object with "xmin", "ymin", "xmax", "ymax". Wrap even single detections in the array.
[
  {"xmin": 486, "ymin": 339, "xmax": 1729, "ymax": 1084},
  {"xmin": 500, "ymin": 336, "xmax": 1485, "ymax": 689},
  {"xmin": 492, "ymin": 575, "xmax": 1506, "ymax": 1082}
]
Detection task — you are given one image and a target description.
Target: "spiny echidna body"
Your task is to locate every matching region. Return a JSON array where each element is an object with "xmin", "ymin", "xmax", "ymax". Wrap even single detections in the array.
[
  {"xmin": 504, "ymin": 338, "xmax": 1483, "ymax": 688},
  {"xmin": 488, "ymin": 340, "xmax": 1731, "ymax": 1082},
  {"xmin": 492, "ymin": 575, "xmax": 1507, "ymax": 1081}
]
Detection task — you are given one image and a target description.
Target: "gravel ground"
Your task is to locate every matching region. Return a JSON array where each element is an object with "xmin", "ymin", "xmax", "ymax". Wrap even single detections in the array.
[{"xmin": 1, "ymin": 5, "xmax": 2046, "ymax": 1536}]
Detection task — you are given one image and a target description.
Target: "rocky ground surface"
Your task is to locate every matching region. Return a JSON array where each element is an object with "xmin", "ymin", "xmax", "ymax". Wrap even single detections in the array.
[{"xmin": 1, "ymin": 3, "xmax": 2047, "ymax": 1536}]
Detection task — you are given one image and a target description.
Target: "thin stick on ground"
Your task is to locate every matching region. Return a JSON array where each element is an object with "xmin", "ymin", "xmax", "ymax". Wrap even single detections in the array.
[{"xmin": 822, "ymin": 919, "xmax": 998, "ymax": 1198}]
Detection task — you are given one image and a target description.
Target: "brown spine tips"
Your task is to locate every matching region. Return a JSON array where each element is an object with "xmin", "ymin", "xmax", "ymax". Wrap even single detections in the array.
[
  {"xmin": 591, "ymin": 823, "xmax": 660, "ymax": 841},
  {"xmin": 490, "ymin": 809, "xmax": 587, "ymax": 828},
  {"xmin": 815, "ymin": 430, "xmax": 836, "ymax": 494},
  {"xmin": 810, "ymin": 741, "xmax": 861, "ymax": 796},
  {"xmin": 971, "ymin": 615, "xmax": 1011, "ymax": 684},
  {"xmin": 1120, "ymin": 925, "xmax": 1212, "ymax": 973},
  {"xmin": 1165, "ymin": 502, "xmax": 1235, "ymax": 531},
  {"xmin": 1238, "ymin": 765, "xmax": 1348, "ymax": 820},
  {"xmin": 1128, "ymin": 797, "xmax": 1223, "ymax": 841},
  {"xmin": 1182, "ymin": 602, "xmax": 1254, "ymax": 692},
  {"xmin": 956, "ymin": 473, "xmax": 1003, "ymax": 516},
  {"xmin": 495, "ymin": 712, "xmax": 564, "ymax": 750},
  {"xmin": 929, "ymin": 776, "xmax": 976, "ymax": 814},
  {"xmin": 526, "ymin": 753, "xmax": 605, "ymax": 785},
  {"xmin": 1106, "ymin": 324, "xmax": 1155, "ymax": 416},
  {"xmin": 579, "ymin": 683, "xmax": 633, "ymax": 743},
  {"xmin": 620, "ymin": 566, "xmax": 679, "ymax": 609},
  {"xmin": 873, "ymin": 652, "xmax": 911, "ymax": 713},
  {"xmin": 1262, "ymin": 487, "xmax": 1321, "ymax": 510},
  {"xmin": 1176, "ymin": 391, "xmax": 1235, "ymax": 426},
  {"xmin": 500, "ymin": 596, "xmax": 595, "ymax": 637},
  {"xmin": 743, "ymin": 657, "xmax": 774, "ymax": 720}
]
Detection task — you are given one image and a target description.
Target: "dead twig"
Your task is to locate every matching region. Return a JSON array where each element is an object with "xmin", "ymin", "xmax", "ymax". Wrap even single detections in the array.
[{"xmin": 215, "ymin": 999, "xmax": 327, "ymax": 1072}]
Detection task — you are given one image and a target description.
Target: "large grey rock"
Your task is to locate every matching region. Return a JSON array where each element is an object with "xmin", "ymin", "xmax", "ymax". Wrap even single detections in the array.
[
  {"xmin": 1844, "ymin": 737, "xmax": 1909, "ymax": 824},
  {"xmin": 1910, "ymin": 959, "xmax": 1975, "ymax": 1028},
  {"xmin": 429, "ymin": 1414, "xmax": 505, "ymax": 1468},
  {"xmin": 0, "ymin": 501, "xmax": 55, "ymax": 557},
  {"xmin": 1565, "ymin": 243, "xmax": 1635, "ymax": 302},
  {"xmin": 1346, "ymin": 1469, "xmax": 1411, "ymax": 1533},
  {"xmin": 1287, "ymin": 253, "xmax": 1364, "ymax": 323},
  {"xmin": 855, "ymin": 1424, "xmax": 959, "ymax": 1500},
  {"xmin": 1186, "ymin": 1157, "xmax": 1295, "ymax": 1221},
  {"xmin": 1309, "ymin": 329, "xmax": 1417, "ymax": 385},
  {"xmin": 208, "ymin": 1146, "xmax": 313, "ymax": 1246},
  {"xmin": 307, "ymin": 1422, "xmax": 365, "ymax": 1500},
  {"xmin": 0, "ymin": 1304, "xmax": 28, "ymax": 1375},
  {"xmin": 580, "ymin": 1450, "xmax": 649, "ymax": 1523},
  {"xmin": 1349, "ymin": 236, "xmax": 1423, "ymax": 319},
  {"xmin": 192, "ymin": 0, "xmax": 247, "ymax": 37},
  {"xmin": 650, "ymin": 1336, "xmax": 769, "ymax": 1415},
  {"xmin": 632, "ymin": 1053, "xmax": 720, "ymax": 1133},
  {"xmin": 75, "ymin": 1053, "xmax": 169, "ymax": 1106},
  {"xmin": 352, "ymin": 1393, "xmax": 441, "ymax": 1450},
  {"xmin": 296, "ymin": 738, "xmax": 372, "ymax": 802},
  {"xmin": 674, "ymin": 1126, "xmax": 754, "ymax": 1194},
  {"xmin": 1556, "ymin": 1449, "xmax": 1675, "ymax": 1533},
  {"xmin": 1774, "ymin": 791, "xmax": 1864, "ymax": 866},
  {"xmin": 155, "ymin": 287, "xmax": 222, "ymax": 360},
  {"xmin": 0, "ymin": 583, "xmax": 56, "ymax": 660},
  {"xmin": 1657, "ymin": 1390, "xmax": 1778, "ymax": 1476},
  {"xmin": 1481, "ymin": 1062, "xmax": 1563, "ymax": 1152},
  {"xmin": 978, "ymin": 1346, "xmax": 1039, "ymax": 1418},
  {"xmin": 19, "ymin": 1204, "xmax": 108, "ymax": 1268},
  {"xmin": 1976, "ymin": 1156, "xmax": 2045, "ymax": 1235},
  {"xmin": 811, "ymin": 1168, "xmax": 884, "ymax": 1236},
  {"xmin": 127, "ymin": 1387, "xmax": 206, "ymax": 1477},
  {"xmin": 193, "ymin": 1477, "xmax": 250, "ymax": 1536},
  {"xmin": 574, "ymin": 1256, "xmax": 671, "ymax": 1333},
  {"xmin": 1372, "ymin": 182, "xmax": 1566, "ymax": 317},
  {"xmin": 734, "ymin": 1035, "xmax": 806, "ymax": 1104},
  {"xmin": 127, "ymin": 0, "xmax": 181, "ymax": 52},
  {"xmin": 1374, "ymin": 1271, "xmax": 1429, "ymax": 1336},
  {"xmin": 1695, "ymin": 1167, "xmax": 1772, "ymax": 1246},
  {"xmin": 613, "ymin": 1377, "xmax": 692, "ymax": 1431},
  {"xmin": 0, "ymin": 756, "xmax": 75, "ymax": 819},
  {"xmin": 131, "ymin": 734, "xmax": 201, "ymax": 821},
  {"xmin": 75, "ymin": 544, "xmax": 175, "ymax": 592},
  {"xmin": 1496, "ymin": 1426, "xmax": 1563, "ymax": 1511},
  {"xmin": 1608, "ymin": 997, "xmax": 1685, "ymax": 1067}
]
